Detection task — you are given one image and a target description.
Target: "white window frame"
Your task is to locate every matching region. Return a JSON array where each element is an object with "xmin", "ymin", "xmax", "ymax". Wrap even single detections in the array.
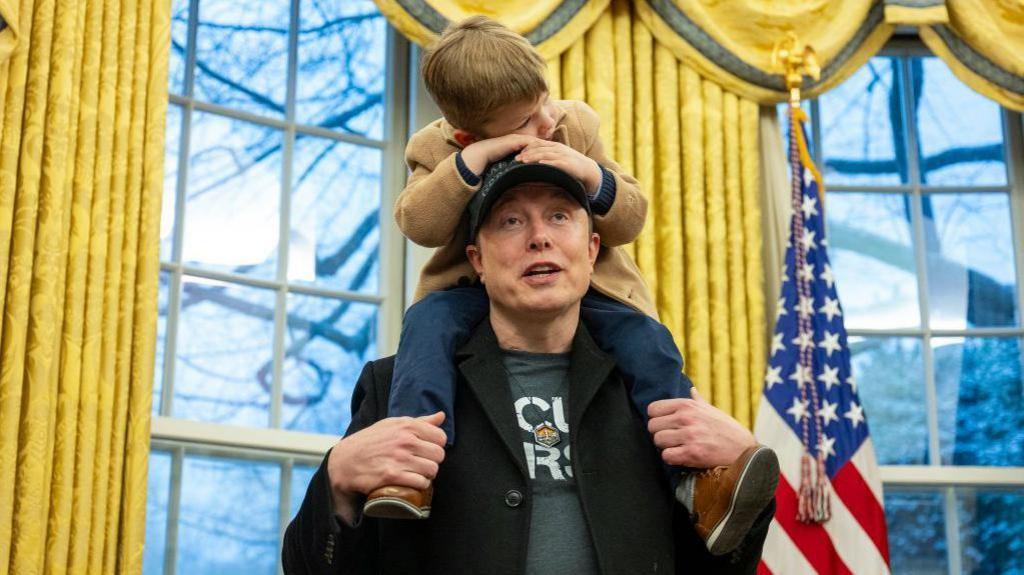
[
  {"xmin": 149, "ymin": 2, "xmax": 412, "ymax": 572},
  {"xmin": 809, "ymin": 40, "xmax": 1024, "ymax": 573}
]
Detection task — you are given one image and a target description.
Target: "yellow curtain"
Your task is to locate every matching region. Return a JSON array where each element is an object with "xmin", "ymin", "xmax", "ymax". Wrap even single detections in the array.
[
  {"xmin": 634, "ymin": 0, "xmax": 1024, "ymax": 111},
  {"xmin": 634, "ymin": 0, "xmax": 894, "ymax": 103},
  {"xmin": 0, "ymin": 0, "xmax": 168, "ymax": 573},
  {"xmin": 373, "ymin": 0, "xmax": 611, "ymax": 59},
  {"xmin": 0, "ymin": 0, "xmax": 17, "ymax": 64},
  {"xmin": 547, "ymin": 0, "xmax": 766, "ymax": 428},
  {"xmin": 918, "ymin": 0, "xmax": 1024, "ymax": 112}
]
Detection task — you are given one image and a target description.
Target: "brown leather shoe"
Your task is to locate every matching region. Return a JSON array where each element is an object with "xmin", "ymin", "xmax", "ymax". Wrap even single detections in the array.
[
  {"xmin": 363, "ymin": 483, "xmax": 433, "ymax": 519},
  {"xmin": 685, "ymin": 445, "xmax": 779, "ymax": 555}
]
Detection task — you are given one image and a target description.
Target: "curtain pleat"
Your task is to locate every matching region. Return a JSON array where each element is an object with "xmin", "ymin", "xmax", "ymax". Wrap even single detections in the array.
[
  {"xmin": 679, "ymin": 65, "xmax": 710, "ymax": 396},
  {"xmin": 0, "ymin": 0, "xmax": 32, "ymax": 558},
  {"xmin": 723, "ymin": 92, "xmax": 749, "ymax": 425},
  {"xmin": 739, "ymin": 99, "xmax": 764, "ymax": 426},
  {"xmin": 43, "ymin": 0, "xmax": 99, "ymax": 571},
  {"xmin": 629, "ymin": 14, "xmax": 656, "ymax": 290},
  {"xmin": 701, "ymin": 79, "xmax": 733, "ymax": 413},
  {"xmin": 0, "ymin": 0, "xmax": 168, "ymax": 571},
  {"xmin": 652, "ymin": 44, "xmax": 682, "ymax": 352}
]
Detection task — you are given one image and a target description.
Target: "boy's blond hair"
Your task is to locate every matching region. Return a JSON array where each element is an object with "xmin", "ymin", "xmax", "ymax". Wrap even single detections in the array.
[{"xmin": 421, "ymin": 15, "xmax": 548, "ymax": 134}]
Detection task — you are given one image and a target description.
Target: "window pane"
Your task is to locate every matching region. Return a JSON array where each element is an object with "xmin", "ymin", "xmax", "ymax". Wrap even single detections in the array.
[
  {"xmin": 193, "ymin": 0, "xmax": 290, "ymax": 117},
  {"xmin": 161, "ymin": 104, "xmax": 182, "ymax": 262},
  {"xmin": 289, "ymin": 463, "xmax": 318, "ymax": 520},
  {"xmin": 154, "ymin": 271, "xmax": 171, "ymax": 416},
  {"xmin": 819, "ymin": 57, "xmax": 907, "ymax": 185},
  {"xmin": 923, "ymin": 193, "xmax": 1018, "ymax": 329},
  {"xmin": 281, "ymin": 294, "xmax": 377, "ymax": 433},
  {"xmin": 912, "ymin": 57, "xmax": 1007, "ymax": 186},
  {"xmin": 296, "ymin": 0, "xmax": 386, "ymax": 138},
  {"xmin": 826, "ymin": 192, "xmax": 920, "ymax": 329},
  {"xmin": 885, "ymin": 488, "xmax": 948, "ymax": 574},
  {"xmin": 172, "ymin": 277, "xmax": 276, "ymax": 427},
  {"xmin": 849, "ymin": 336, "xmax": 928, "ymax": 464},
  {"xmin": 143, "ymin": 450, "xmax": 172, "ymax": 575},
  {"xmin": 183, "ymin": 112, "xmax": 281, "ymax": 280},
  {"xmin": 289, "ymin": 138, "xmax": 380, "ymax": 293},
  {"xmin": 176, "ymin": 455, "xmax": 280, "ymax": 575},
  {"xmin": 169, "ymin": 0, "xmax": 188, "ymax": 96},
  {"xmin": 934, "ymin": 336, "xmax": 1024, "ymax": 467},
  {"xmin": 957, "ymin": 488, "xmax": 1024, "ymax": 573}
]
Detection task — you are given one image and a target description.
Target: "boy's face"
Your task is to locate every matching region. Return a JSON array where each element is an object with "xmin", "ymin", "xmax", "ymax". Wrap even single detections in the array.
[{"xmin": 478, "ymin": 93, "xmax": 559, "ymax": 140}]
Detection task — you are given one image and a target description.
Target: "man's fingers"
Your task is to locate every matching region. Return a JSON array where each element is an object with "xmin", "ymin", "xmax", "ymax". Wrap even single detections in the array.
[
  {"xmin": 412, "ymin": 412, "xmax": 448, "ymax": 446},
  {"xmin": 375, "ymin": 470, "xmax": 433, "ymax": 492},
  {"xmin": 652, "ymin": 428, "xmax": 687, "ymax": 450},
  {"xmin": 409, "ymin": 440, "xmax": 446, "ymax": 465},
  {"xmin": 418, "ymin": 410, "xmax": 445, "ymax": 426},
  {"xmin": 647, "ymin": 398, "xmax": 689, "ymax": 418},
  {"xmin": 401, "ymin": 454, "xmax": 442, "ymax": 481},
  {"xmin": 647, "ymin": 411, "xmax": 694, "ymax": 434}
]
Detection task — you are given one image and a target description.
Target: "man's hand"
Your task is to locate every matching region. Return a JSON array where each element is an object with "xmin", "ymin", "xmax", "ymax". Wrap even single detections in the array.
[
  {"xmin": 326, "ymin": 411, "xmax": 447, "ymax": 524},
  {"xmin": 647, "ymin": 388, "xmax": 757, "ymax": 468},
  {"xmin": 515, "ymin": 140, "xmax": 603, "ymax": 195},
  {"xmin": 461, "ymin": 134, "xmax": 539, "ymax": 176}
]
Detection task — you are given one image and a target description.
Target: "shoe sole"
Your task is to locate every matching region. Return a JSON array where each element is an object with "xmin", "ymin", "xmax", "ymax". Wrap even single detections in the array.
[
  {"xmin": 706, "ymin": 446, "xmax": 780, "ymax": 556},
  {"xmin": 362, "ymin": 497, "xmax": 431, "ymax": 520}
]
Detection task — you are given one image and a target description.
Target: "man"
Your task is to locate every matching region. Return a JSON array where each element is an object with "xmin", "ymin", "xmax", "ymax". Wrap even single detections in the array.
[{"xmin": 283, "ymin": 159, "xmax": 776, "ymax": 574}]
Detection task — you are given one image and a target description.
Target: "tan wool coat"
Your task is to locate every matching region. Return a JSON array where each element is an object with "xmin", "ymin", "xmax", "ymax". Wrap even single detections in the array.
[{"xmin": 395, "ymin": 99, "xmax": 657, "ymax": 318}]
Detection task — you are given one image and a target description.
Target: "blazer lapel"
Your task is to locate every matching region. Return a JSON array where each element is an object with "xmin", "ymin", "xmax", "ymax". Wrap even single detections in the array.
[
  {"xmin": 456, "ymin": 322, "xmax": 529, "ymax": 478},
  {"xmin": 567, "ymin": 325, "xmax": 616, "ymax": 433}
]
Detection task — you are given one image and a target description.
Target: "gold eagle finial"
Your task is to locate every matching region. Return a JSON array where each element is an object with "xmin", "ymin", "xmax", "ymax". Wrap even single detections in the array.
[{"xmin": 772, "ymin": 32, "xmax": 821, "ymax": 106}]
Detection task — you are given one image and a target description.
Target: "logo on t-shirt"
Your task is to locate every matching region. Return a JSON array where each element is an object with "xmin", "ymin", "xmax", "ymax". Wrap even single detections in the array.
[{"xmin": 514, "ymin": 395, "xmax": 572, "ymax": 481}]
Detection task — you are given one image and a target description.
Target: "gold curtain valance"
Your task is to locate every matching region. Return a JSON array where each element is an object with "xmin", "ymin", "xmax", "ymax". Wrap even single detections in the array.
[
  {"xmin": 634, "ymin": 0, "xmax": 894, "ymax": 103},
  {"xmin": 373, "ymin": 0, "xmax": 1024, "ymax": 111},
  {"xmin": 372, "ymin": 0, "xmax": 611, "ymax": 59},
  {"xmin": 637, "ymin": 0, "xmax": 1024, "ymax": 110},
  {"xmin": 918, "ymin": 0, "xmax": 1024, "ymax": 111}
]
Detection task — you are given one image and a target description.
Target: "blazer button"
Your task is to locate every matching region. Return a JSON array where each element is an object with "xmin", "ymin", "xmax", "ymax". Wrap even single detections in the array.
[{"xmin": 504, "ymin": 489, "xmax": 523, "ymax": 508}]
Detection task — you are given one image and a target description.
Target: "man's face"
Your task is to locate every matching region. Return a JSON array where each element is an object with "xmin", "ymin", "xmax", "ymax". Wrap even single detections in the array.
[{"xmin": 467, "ymin": 183, "xmax": 599, "ymax": 317}]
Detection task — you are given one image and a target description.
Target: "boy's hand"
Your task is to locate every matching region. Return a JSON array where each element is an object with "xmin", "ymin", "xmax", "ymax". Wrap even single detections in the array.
[
  {"xmin": 461, "ymin": 134, "xmax": 538, "ymax": 176},
  {"xmin": 516, "ymin": 140, "xmax": 603, "ymax": 195}
]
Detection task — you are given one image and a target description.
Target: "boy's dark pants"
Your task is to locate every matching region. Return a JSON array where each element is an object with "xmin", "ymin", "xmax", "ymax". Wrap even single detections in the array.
[{"xmin": 390, "ymin": 285, "xmax": 694, "ymax": 444}]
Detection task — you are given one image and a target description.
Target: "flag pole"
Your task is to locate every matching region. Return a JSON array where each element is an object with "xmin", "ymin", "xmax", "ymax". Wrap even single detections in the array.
[{"xmin": 772, "ymin": 34, "xmax": 833, "ymax": 524}]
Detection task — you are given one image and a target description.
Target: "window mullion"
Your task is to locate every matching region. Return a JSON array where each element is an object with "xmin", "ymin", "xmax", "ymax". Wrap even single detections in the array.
[
  {"xmin": 943, "ymin": 487, "xmax": 964, "ymax": 575},
  {"xmin": 1003, "ymin": 110, "xmax": 1024, "ymax": 338},
  {"xmin": 163, "ymin": 446, "xmax": 185, "ymax": 575},
  {"xmin": 898, "ymin": 57, "xmax": 943, "ymax": 473},
  {"xmin": 271, "ymin": 0, "xmax": 302, "ymax": 430},
  {"xmin": 277, "ymin": 459, "xmax": 293, "ymax": 575},
  {"xmin": 378, "ymin": 28, "xmax": 411, "ymax": 356}
]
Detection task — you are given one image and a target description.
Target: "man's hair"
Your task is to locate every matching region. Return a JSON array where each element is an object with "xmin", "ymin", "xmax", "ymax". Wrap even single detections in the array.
[{"xmin": 420, "ymin": 15, "xmax": 548, "ymax": 134}]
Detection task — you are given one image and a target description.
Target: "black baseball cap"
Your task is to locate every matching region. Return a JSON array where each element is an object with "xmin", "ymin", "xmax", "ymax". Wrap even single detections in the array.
[{"xmin": 466, "ymin": 154, "xmax": 591, "ymax": 242}]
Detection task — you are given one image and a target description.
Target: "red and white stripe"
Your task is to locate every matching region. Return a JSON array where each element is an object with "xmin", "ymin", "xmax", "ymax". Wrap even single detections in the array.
[{"xmin": 754, "ymin": 401, "xmax": 891, "ymax": 574}]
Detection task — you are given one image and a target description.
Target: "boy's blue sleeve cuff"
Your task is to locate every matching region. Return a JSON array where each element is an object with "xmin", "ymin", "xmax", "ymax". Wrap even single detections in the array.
[
  {"xmin": 455, "ymin": 153, "xmax": 481, "ymax": 186},
  {"xmin": 589, "ymin": 166, "xmax": 617, "ymax": 216}
]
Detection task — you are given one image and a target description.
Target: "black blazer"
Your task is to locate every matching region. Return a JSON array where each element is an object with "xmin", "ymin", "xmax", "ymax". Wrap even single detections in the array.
[{"xmin": 282, "ymin": 322, "xmax": 772, "ymax": 574}]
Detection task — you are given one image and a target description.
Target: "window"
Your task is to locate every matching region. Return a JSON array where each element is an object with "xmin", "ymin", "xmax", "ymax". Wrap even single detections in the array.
[
  {"xmin": 146, "ymin": 0, "xmax": 408, "ymax": 572},
  {"xmin": 787, "ymin": 46, "xmax": 1024, "ymax": 573}
]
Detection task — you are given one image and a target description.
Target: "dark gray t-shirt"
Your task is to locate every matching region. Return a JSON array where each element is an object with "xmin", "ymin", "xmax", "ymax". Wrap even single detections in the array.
[{"xmin": 502, "ymin": 350, "xmax": 600, "ymax": 575}]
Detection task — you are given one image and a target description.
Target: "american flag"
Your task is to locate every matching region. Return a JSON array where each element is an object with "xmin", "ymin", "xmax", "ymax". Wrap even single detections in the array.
[{"xmin": 754, "ymin": 106, "xmax": 891, "ymax": 574}]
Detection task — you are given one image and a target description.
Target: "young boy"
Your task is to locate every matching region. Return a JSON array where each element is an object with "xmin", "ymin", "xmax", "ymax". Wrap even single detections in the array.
[{"xmin": 365, "ymin": 15, "xmax": 777, "ymax": 556}]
